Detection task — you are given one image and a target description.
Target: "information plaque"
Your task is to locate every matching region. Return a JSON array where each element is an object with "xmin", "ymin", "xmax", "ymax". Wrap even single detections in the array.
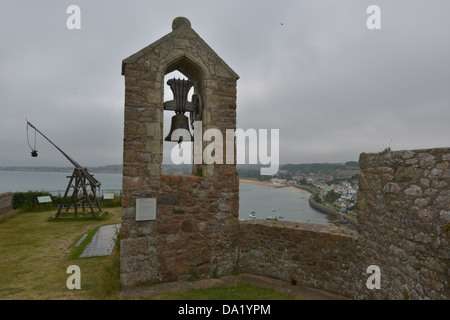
[
  {"xmin": 103, "ymin": 192, "xmax": 115, "ymax": 200},
  {"xmin": 37, "ymin": 196, "xmax": 52, "ymax": 204},
  {"xmin": 136, "ymin": 198, "xmax": 157, "ymax": 221}
]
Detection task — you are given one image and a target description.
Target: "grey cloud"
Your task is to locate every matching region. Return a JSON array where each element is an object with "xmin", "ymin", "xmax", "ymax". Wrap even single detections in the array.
[{"xmin": 1, "ymin": 0, "xmax": 449, "ymax": 168}]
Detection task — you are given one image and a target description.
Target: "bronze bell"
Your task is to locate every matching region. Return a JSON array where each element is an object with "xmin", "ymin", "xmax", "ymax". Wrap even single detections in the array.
[{"xmin": 164, "ymin": 113, "xmax": 193, "ymax": 143}]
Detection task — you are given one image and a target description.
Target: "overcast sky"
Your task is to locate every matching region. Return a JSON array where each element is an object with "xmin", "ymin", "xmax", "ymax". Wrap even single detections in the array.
[{"xmin": 1, "ymin": 0, "xmax": 449, "ymax": 168}]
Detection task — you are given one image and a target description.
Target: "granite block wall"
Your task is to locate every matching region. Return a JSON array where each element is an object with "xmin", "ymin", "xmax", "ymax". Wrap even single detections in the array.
[
  {"xmin": 239, "ymin": 220, "xmax": 359, "ymax": 297},
  {"xmin": 237, "ymin": 148, "xmax": 449, "ymax": 300},
  {"xmin": 357, "ymin": 148, "xmax": 449, "ymax": 299}
]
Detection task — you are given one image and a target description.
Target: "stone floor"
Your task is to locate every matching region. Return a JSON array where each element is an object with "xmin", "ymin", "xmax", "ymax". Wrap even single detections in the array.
[
  {"xmin": 79, "ymin": 224, "xmax": 120, "ymax": 258},
  {"xmin": 121, "ymin": 273, "xmax": 348, "ymax": 300},
  {"xmin": 77, "ymin": 224, "xmax": 347, "ymax": 300}
]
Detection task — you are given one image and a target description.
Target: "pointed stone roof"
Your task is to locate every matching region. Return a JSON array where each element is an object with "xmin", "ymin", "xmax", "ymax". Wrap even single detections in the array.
[{"xmin": 121, "ymin": 17, "xmax": 239, "ymax": 80}]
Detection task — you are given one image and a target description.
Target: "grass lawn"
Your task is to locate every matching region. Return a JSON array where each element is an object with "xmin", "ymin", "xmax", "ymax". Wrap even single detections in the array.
[
  {"xmin": 145, "ymin": 283, "xmax": 302, "ymax": 300},
  {"xmin": 0, "ymin": 207, "xmax": 303, "ymax": 300},
  {"xmin": 0, "ymin": 208, "xmax": 122, "ymax": 300}
]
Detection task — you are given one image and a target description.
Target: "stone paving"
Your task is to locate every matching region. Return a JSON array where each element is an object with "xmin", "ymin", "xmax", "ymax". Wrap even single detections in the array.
[
  {"xmin": 75, "ymin": 233, "xmax": 88, "ymax": 247},
  {"xmin": 79, "ymin": 224, "xmax": 121, "ymax": 258}
]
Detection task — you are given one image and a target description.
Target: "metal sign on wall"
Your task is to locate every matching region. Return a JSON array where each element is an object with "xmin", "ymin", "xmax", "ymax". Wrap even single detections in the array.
[{"xmin": 135, "ymin": 198, "xmax": 157, "ymax": 221}]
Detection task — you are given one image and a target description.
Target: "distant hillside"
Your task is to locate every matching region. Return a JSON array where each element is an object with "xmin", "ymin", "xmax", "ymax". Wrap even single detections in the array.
[
  {"xmin": 1, "ymin": 161, "xmax": 360, "ymax": 177},
  {"xmin": 0, "ymin": 165, "xmax": 123, "ymax": 173},
  {"xmin": 0, "ymin": 166, "xmax": 74, "ymax": 173},
  {"xmin": 281, "ymin": 161, "xmax": 360, "ymax": 176}
]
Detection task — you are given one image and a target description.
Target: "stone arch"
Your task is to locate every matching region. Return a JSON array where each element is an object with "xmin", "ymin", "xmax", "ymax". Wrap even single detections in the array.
[
  {"xmin": 161, "ymin": 53, "xmax": 210, "ymax": 174},
  {"xmin": 162, "ymin": 53, "xmax": 210, "ymax": 125},
  {"xmin": 164, "ymin": 54, "xmax": 209, "ymax": 84}
]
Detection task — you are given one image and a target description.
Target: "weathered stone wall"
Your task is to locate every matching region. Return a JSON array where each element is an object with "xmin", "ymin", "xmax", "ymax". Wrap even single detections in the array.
[
  {"xmin": 237, "ymin": 148, "xmax": 449, "ymax": 300},
  {"xmin": 0, "ymin": 193, "xmax": 14, "ymax": 216},
  {"xmin": 239, "ymin": 220, "xmax": 359, "ymax": 297},
  {"xmin": 357, "ymin": 148, "xmax": 449, "ymax": 299},
  {"xmin": 154, "ymin": 174, "xmax": 239, "ymax": 282}
]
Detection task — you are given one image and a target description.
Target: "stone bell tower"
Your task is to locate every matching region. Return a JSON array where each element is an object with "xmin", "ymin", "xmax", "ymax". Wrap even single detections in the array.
[{"xmin": 120, "ymin": 17, "xmax": 240, "ymax": 287}]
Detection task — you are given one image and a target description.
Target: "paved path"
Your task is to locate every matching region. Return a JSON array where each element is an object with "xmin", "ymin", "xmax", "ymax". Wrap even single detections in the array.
[{"xmin": 80, "ymin": 224, "xmax": 121, "ymax": 258}]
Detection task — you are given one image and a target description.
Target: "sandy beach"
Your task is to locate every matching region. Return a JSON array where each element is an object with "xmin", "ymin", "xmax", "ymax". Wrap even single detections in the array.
[
  {"xmin": 239, "ymin": 179, "xmax": 272, "ymax": 186},
  {"xmin": 239, "ymin": 179, "xmax": 308, "ymax": 193}
]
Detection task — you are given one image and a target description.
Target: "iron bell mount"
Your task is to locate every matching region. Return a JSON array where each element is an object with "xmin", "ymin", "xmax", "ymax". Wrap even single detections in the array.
[{"xmin": 163, "ymin": 78, "xmax": 202, "ymax": 143}]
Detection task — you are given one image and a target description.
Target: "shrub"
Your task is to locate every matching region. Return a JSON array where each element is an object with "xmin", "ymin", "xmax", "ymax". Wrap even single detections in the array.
[
  {"xmin": 13, "ymin": 191, "xmax": 61, "ymax": 212},
  {"xmin": 13, "ymin": 191, "xmax": 121, "ymax": 213},
  {"xmin": 101, "ymin": 193, "xmax": 122, "ymax": 208},
  {"xmin": 313, "ymin": 194, "xmax": 322, "ymax": 204},
  {"xmin": 187, "ymin": 268, "xmax": 201, "ymax": 281}
]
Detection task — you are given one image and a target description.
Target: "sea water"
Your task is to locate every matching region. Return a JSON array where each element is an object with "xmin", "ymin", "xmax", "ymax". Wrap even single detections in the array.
[
  {"xmin": 0, "ymin": 171, "xmax": 331, "ymax": 225},
  {"xmin": 0, "ymin": 170, "xmax": 122, "ymax": 194},
  {"xmin": 238, "ymin": 183, "xmax": 331, "ymax": 225}
]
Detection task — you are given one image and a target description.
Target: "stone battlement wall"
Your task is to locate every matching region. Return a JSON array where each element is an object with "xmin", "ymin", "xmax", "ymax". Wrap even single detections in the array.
[
  {"xmin": 357, "ymin": 148, "xmax": 449, "ymax": 299},
  {"xmin": 0, "ymin": 193, "xmax": 14, "ymax": 216},
  {"xmin": 237, "ymin": 148, "xmax": 449, "ymax": 299},
  {"xmin": 239, "ymin": 220, "xmax": 359, "ymax": 297},
  {"xmin": 120, "ymin": 147, "xmax": 450, "ymax": 298}
]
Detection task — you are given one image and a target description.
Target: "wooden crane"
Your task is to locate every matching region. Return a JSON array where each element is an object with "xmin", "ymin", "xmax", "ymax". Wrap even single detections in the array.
[{"xmin": 26, "ymin": 121, "xmax": 103, "ymax": 219}]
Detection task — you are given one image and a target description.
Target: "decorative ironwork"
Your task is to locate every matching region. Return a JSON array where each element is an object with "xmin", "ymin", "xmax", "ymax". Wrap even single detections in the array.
[
  {"xmin": 166, "ymin": 78, "xmax": 193, "ymax": 115},
  {"xmin": 163, "ymin": 78, "xmax": 202, "ymax": 142}
]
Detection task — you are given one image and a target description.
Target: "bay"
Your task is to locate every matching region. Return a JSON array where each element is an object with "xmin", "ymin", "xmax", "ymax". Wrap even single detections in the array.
[
  {"xmin": 0, "ymin": 171, "xmax": 331, "ymax": 225},
  {"xmin": 239, "ymin": 182, "xmax": 332, "ymax": 225},
  {"xmin": 0, "ymin": 170, "xmax": 122, "ymax": 194}
]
